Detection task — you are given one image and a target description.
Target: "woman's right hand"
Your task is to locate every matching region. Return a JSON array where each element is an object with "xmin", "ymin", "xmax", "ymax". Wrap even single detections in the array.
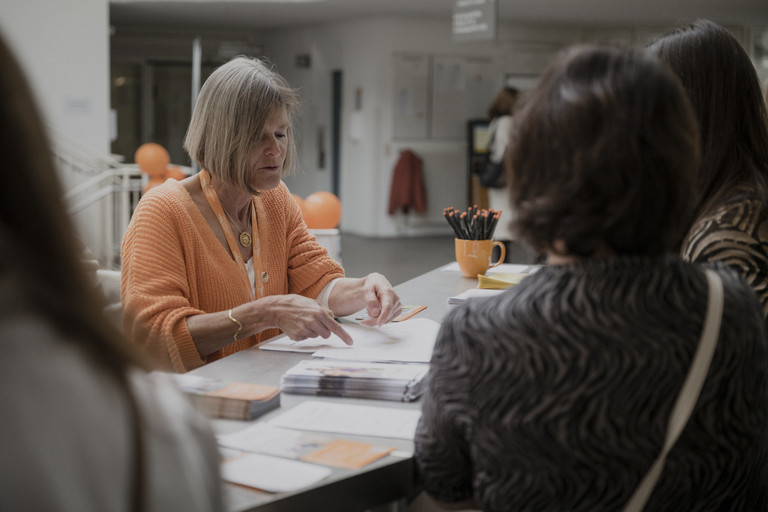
[
  {"xmin": 187, "ymin": 294, "xmax": 352, "ymax": 362},
  {"xmin": 260, "ymin": 294, "xmax": 353, "ymax": 345}
]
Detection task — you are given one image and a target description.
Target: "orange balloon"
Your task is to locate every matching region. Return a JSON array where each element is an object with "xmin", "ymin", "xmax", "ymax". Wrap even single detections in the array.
[
  {"xmin": 166, "ymin": 165, "xmax": 187, "ymax": 181},
  {"xmin": 301, "ymin": 191, "xmax": 341, "ymax": 229},
  {"xmin": 135, "ymin": 143, "xmax": 170, "ymax": 178},
  {"xmin": 143, "ymin": 177, "xmax": 165, "ymax": 194},
  {"xmin": 291, "ymin": 193, "xmax": 304, "ymax": 208}
]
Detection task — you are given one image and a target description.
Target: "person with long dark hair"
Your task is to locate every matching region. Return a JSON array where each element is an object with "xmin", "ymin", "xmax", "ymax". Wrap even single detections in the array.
[
  {"xmin": 0, "ymin": 32, "xmax": 223, "ymax": 511},
  {"xmin": 650, "ymin": 19, "xmax": 768, "ymax": 318}
]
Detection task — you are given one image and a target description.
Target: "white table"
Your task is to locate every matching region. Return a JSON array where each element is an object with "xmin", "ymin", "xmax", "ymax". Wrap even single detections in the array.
[{"xmin": 189, "ymin": 264, "xmax": 479, "ymax": 511}]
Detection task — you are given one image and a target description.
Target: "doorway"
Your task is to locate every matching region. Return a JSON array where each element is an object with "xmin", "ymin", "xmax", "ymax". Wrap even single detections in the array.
[
  {"xmin": 331, "ymin": 70, "xmax": 342, "ymax": 198},
  {"xmin": 110, "ymin": 60, "xmax": 216, "ymax": 166}
]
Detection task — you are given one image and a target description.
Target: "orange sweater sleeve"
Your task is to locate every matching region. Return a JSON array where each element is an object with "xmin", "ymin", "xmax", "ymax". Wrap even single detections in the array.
[{"xmin": 121, "ymin": 180, "xmax": 343, "ymax": 372}]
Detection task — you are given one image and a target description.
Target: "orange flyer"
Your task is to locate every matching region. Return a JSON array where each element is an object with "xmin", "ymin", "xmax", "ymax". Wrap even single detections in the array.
[{"xmin": 300, "ymin": 440, "xmax": 394, "ymax": 469}]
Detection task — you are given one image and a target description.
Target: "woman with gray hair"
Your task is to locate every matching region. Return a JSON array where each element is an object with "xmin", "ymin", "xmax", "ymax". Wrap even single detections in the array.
[{"xmin": 122, "ymin": 56, "xmax": 401, "ymax": 372}]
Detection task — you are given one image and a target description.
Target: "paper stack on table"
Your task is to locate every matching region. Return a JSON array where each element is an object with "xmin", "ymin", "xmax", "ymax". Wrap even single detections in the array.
[
  {"xmin": 168, "ymin": 373, "xmax": 280, "ymax": 421},
  {"xmin": 280, "ymin": 360, "xmax": 430, "ymax": 402},
  {"xmin": 447, "ymin": 264, "xmax": 543, "ymax": 302}
]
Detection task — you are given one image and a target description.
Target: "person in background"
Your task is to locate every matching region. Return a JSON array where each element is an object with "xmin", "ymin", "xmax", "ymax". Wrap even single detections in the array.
[
  {"xmin": 121, "ymin": 56, "xmax": 401, "ymax": 372},
  {"xmin": 0, "ymin": 32, "xmax": 223, "ymax": 511},
  {"xmin": 485, "ymin": 85, "xmax": 519, "ymax": 261},
  {"xmin": 415, "ymin": 44, "xmax": 768, "ymax": 511},
  {"xmin": 650, "ymin": 19, "xmax": 768, "ymax": 318}
]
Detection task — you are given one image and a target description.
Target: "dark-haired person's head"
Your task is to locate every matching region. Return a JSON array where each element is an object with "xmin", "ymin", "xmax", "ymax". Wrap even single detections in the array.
[
  {"xmin": 649, "ymin": 19, "xmax": 768, "ymax": 215},
  {"xmin": 508, "ymin": 45, "xmax": 700, "ymax": 259},
  {"xmin": 487, "ymin": 86, "xmax": 519, "ymax": 120}
]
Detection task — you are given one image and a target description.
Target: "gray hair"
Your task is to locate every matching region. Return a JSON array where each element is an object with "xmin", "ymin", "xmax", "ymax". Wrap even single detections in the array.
[{"xmin": 183, "ymin": 56, "xmax": 299, "ymax": 194}]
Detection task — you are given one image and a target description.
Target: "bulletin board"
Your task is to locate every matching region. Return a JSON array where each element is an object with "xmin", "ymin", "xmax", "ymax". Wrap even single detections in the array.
[
  {"xmin": 392, "ymin": 52, "xmax": 502, "ymax": 140},
  {"xmin": 392, "ymin": 53, "xmax": 430, "ymax": 140},
  {"xmin": 431, "ymin": 55, "xmax": 498, "ymax": 139}
]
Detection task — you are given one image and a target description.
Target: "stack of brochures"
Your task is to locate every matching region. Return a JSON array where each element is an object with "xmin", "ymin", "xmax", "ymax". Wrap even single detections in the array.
[
  {"xmin": 170, "ymin": 373, "xmax": 281, "ymax": 421},
  {"xmin": 280, "ymin": 360, "xmax": 430, "ymax": 402}
]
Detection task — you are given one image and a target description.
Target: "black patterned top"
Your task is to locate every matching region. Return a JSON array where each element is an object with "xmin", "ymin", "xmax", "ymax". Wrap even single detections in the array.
[
  {"xmin": 682, "ymin": 194, "xmax": 768, "ymax": 319},
  {"xmin": 415, "ymin": 256, "xmax": 768, "ymax": 511}
]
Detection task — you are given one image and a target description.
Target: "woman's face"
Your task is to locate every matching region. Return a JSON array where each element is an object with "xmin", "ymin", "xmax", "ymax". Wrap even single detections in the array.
[{"xmin": 246, "ymin": 106, "xmax": 289, "ymax": 192}]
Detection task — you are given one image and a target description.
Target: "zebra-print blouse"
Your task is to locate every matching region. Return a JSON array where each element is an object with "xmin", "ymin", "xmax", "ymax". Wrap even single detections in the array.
[
  {"xmin": 682, "ymin": 195, "xmax": 768, "ymax": 319},
  {"xmin": 415, "ymin": 256, "xmax": 768, "ymax": 511}
]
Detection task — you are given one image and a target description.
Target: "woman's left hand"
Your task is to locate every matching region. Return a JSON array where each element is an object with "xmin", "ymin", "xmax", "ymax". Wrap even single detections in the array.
[{"xmin": 358, "ymin": 273, "xmax": 402, "ymax": 327}]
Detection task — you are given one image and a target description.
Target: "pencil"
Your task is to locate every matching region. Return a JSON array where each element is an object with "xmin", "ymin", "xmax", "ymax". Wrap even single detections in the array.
[
  {"xmin": 444, "ymin": 206, "xmax": 503, "ymax": 240},
  {"xmin": 443, "ymin": 208, "xmax": 463, "ymax": 238},
  {"xmin": 489, "ymin": 211, "xmax": 501, "ymax": 238}
]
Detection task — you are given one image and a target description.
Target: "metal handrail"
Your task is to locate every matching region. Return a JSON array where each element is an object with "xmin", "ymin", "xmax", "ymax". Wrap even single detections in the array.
[{"xmin": 50, "ymin": 127, "xmax": 146, "ymax": 269}]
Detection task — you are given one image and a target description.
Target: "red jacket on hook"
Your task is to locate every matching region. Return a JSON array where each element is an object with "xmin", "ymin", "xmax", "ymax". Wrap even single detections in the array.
[{"xmin": 388, "ymin": 149, "xmax": 427, "ymax": 215}]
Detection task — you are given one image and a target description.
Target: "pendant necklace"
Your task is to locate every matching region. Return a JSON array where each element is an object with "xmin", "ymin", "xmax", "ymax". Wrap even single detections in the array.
[
  {"xmin": 223, "ymin": 205, "xmax": 253, "ymax": 247},
  {"xmin": 199, "ymin": 169, "xmax": 263, "ymax": 299}
]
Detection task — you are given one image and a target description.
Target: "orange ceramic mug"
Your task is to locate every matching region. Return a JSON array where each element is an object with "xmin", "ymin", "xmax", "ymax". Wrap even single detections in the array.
[{"xmin": 454, "ymin": 239, "xmax": 506, "ymax": 278}]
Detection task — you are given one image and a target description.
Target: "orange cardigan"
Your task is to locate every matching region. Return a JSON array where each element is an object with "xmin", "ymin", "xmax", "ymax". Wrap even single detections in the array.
[{"xmin": 121, "ymin": 179, "xmax": 344, "ymax": 372}]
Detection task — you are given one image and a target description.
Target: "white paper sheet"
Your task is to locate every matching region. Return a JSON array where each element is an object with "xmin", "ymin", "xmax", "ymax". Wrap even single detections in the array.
[
  {"xmin": 440, "ymin": 262, "xmax": 541, "ymax": 274},
  {"xmin": 268, "ymin": 400, "xmax": 422, "ymax": 440},
  {"xmin": 219, "ymin": 423, "xmax": 331, "ymax": 459},
  {"xmin": 221, "ymin": 453, "xmax": 332, "ymax": 493},
  {"xmin": 447, "ymin": 288, "xmax": 503, "ymax": 304},
  {"xmin": 259, "ymin": 317, "xmax": 439, "ymax": 363}
]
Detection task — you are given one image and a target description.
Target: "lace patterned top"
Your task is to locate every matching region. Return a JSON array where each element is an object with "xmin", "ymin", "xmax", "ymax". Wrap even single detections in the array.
[
  {"xmin": 682, "ymin": 193, "xmax": 768, "ymax": 319},
  {"xmin": 415, "ymin": 256, "xmax": 768, "ymax": 511}
]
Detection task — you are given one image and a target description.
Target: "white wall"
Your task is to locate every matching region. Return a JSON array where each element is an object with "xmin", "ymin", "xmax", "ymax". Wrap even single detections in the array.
[
  {"xmin": 1, "ymin": 0, "xmax": 111, "ymax": 155},
  {"xmin": 272, "ymin": 18, "xmax": 585, "ymax": 237},
  {"xmin": 271, "ymin": 18, "xmax": 768, "ymax": 238},
  {"xmin": 2, "ymin": 0, "xmax": 111, "ymax": 260}
]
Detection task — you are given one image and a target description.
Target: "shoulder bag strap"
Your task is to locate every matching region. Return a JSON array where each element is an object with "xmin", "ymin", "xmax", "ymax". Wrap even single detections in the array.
[{"xmin": 622, "ymin": 268, "xmax": 724, "ymax": 512}]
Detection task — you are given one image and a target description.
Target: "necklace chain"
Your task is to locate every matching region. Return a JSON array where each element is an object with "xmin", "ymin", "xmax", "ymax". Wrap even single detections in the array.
[{"xmin": 223, "ymin": 203, "xmax": 252, "ymax": 247}]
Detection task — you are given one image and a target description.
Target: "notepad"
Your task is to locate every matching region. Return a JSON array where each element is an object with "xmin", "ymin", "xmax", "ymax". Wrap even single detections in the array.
[
  {"xmin": 441, "ymin": 262, "xmax": 542, "ymax": 275},
  {"xmin": 477, "ymin": 272, "xmax": 531, "ymax": 289}
]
